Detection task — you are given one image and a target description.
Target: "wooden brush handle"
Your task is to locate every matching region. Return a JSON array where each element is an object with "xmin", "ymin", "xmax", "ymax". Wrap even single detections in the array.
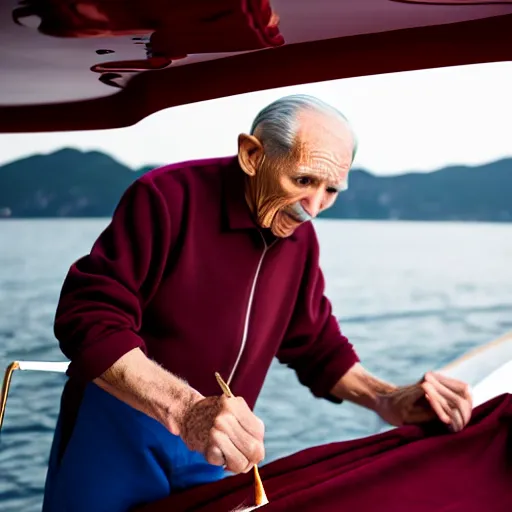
[{"xmin": 214, "ymin": 372, "xmax": 269, "ymax": 506}]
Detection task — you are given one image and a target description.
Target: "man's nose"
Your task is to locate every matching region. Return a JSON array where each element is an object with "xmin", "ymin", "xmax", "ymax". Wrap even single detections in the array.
[{"xmin": 301, "ymin": 190, "xmax": 325, "ymax": 218}]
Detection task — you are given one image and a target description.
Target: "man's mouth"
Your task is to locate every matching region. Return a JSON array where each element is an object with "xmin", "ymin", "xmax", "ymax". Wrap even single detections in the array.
[
  {"xmin": 283, "ymin": 202, "xmax": 313, "ymax": 223},
  {"xmin": 283, "ymin": 210, "xmax": 302, "ymax": 223}
]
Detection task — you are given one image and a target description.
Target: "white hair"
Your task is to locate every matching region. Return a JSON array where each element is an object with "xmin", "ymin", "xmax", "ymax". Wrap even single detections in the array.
[{"xmin": 250, "ymin": 94, "xmax": 358, "ymax": 162}]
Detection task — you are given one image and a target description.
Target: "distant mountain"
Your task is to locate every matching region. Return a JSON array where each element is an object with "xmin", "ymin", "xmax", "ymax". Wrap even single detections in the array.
[
  {"xmin": 0, "ymin": 148, "xmax": 511, "ymax": 221},
  {"xmin": 0, "ymin": 149, "xmax": 152, "ymax": 218},
  {"xmin": 322, "ymin": 160, "xmax": 512, "ymax": 222}
]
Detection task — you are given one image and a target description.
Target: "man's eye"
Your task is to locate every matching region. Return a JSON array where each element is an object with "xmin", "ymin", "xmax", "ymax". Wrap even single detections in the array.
[
  {"xmin": 326, "ymin": 187, "xmax": 339, "ymax": 194},
  {"xmin": 296, "ymin": 177, "xmax": 312, "ymax": 186}
]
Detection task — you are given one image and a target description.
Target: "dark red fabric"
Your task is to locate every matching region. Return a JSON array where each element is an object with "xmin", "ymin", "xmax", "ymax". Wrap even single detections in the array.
[
  {"xmin": 13, "ymin": 0, "xmax": 284, "ymax": 51},
  {"xmin": 3, "ymin": 14, "xmax": 511, "ymax": 134},
  {"xmin": 54, "ymin": 156, "xmax": 358, "ymax": 409},
  {"xmin": 149, "ymin": 0, "xmax": 284, "ymax": 58},
  {"xmin": 135, "ymin": 393, "xmax": 512, "ymax": 512}
]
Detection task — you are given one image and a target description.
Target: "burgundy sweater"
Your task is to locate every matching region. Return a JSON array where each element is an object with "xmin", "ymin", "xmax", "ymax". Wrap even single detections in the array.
[{"xmin": 54, "ymin": 156, "xmax": 359, "ymax": 416}]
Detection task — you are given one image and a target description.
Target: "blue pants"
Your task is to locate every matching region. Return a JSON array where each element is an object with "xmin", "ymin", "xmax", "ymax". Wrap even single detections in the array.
[{"xmin": 42, "ymin": 383, "xmax": 225, "ymax": 512}]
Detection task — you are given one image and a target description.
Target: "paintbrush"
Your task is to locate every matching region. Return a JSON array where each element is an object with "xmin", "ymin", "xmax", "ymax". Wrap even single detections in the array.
[{"xmin": 215, "ymin": 372, "xmax": 269, "ymax": 507}]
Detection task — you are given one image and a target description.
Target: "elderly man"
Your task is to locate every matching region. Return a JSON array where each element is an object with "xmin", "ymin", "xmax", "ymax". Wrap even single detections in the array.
[{"xmin": 42, "ymin": 94, "xmax": 472, "ymax": 512}]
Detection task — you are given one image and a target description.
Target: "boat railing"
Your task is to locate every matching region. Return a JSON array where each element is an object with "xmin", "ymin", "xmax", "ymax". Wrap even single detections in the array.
[
  {"xmin": 0, "ymin": 360, "xmax": 69, "ymax": 431},
  {"xmin": 2, "ymin": 331, "xmax": 512, "ymax": 433}
]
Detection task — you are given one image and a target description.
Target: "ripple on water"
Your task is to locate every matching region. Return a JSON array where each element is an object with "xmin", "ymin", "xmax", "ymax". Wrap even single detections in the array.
[{"xmin": 2, "ymin": 219, "xmax": 512, "ymax": 512}]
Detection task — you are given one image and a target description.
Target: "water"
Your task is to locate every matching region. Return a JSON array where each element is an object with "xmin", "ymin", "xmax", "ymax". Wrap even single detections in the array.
[{"xmin": 1, "ymin": 219, "xmax": 511, "ymax": 511}]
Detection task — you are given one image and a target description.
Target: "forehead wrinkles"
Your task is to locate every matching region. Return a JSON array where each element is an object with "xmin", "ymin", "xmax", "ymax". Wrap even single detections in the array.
[
  {"xmin": 296, "ymin": 165, "xmax": 342, "ymax": 186},
  {"xmin": 292, "ymin": 110, "xmax": 353, "ymax": 183},
  {"xmin": 293, "ymin": 144, "xmax": 348, "ymax": 186}
]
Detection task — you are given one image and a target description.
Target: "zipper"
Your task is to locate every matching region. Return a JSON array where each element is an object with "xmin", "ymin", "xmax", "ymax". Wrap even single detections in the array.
[{"xmin": 227, "ymin": 232, "xmax": 274, "ymax": 386}]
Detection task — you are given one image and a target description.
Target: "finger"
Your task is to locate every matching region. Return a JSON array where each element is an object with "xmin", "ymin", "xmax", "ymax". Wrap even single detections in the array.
[
  {"xmin": 422, "ymin": 382, "xmax": 452, "ymax": 424},
  {"xmin": 429, "ymin": 372, "xmax": 471, "ymax": 398},
  {"xmin": 214, "ymin": 412, "xmax": 265, "ymax": 465},
  {"xmin": 451, "ymin": 408, "xmax": 465, "ymax": 432},
  {"xmin": 226, "ymin": 396, "xmax": 265, "ymax": 441},
  {"xmin": 461, "ymin": 398, "xmax": 473, "ymax": 426},
  {"xmin": 208, "ymin": 429, "xmax": 251, "ymax": 474},
  {"xmin": 423, "ymin": 381, "xmax": 467, "ymax": 431},
  {"xmin": 425, "ymin": 373, "xmax": 465, "ymax": 405},
  {"xmin": 206, "ymin": 444, "xmax": 226, "ymax": 467},
  {"xmin": 425, "ymin": 374, "xmax": 472, "ymax": 428}
]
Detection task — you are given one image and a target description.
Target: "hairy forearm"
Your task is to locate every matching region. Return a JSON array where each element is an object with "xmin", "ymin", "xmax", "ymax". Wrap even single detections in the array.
[
  {"xmin": 93, "ymin": 347, "xmax": 203, "ymax": 435},
  {"xmin": 330, "ymin": 363, "xmax": 398, "ymax": 411}
]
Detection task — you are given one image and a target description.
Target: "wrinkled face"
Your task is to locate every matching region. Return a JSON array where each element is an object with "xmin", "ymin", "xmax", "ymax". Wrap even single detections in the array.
[{"xmin": 238, "ymin": 110, "xmax": 354, "ymax": 238}]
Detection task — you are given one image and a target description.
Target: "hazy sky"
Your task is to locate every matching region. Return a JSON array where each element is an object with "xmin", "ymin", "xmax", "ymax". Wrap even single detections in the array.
[{"xmin": 0, "ymin": 62, "xmax": 511, "ymax": 176}]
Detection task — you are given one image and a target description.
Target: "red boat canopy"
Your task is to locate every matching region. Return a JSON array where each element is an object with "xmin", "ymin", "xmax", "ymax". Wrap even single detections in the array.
[{"xmin": 0, "ymin": 0, "xmax": 511, "ymax": 133}]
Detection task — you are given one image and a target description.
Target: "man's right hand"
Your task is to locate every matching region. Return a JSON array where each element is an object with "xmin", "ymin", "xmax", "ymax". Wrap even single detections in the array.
[
  {"xmin": 95, "ymin": 349, "xmax": 264, "ymax": 473},
  {"xmin": 180, "ymin": 394, "xmax": 265, "ymax": 474}
]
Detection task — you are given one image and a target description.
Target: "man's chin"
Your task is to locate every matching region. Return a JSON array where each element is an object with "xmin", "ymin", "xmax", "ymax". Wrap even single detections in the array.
[{"xmin": 272, "ymin": 227, "xmax": 295, "ymax": 238}]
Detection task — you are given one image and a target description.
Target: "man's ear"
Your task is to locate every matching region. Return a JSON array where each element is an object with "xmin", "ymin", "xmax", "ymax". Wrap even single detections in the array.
[{"xmin": 237, "ymin": 133, "xmax": 264, "ymax": 177}]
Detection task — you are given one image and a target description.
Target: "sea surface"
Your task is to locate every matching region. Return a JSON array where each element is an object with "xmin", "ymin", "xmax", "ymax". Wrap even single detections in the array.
[{"xmin": 1, "ymin": 219, "xmax": 512, "ymax": 511}]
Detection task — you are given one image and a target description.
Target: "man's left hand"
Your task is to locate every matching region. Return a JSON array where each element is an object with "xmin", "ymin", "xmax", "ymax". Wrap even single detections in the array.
[{"xmin": 376, "ymin": 372, "xmax": 473, "ymax": 432}]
